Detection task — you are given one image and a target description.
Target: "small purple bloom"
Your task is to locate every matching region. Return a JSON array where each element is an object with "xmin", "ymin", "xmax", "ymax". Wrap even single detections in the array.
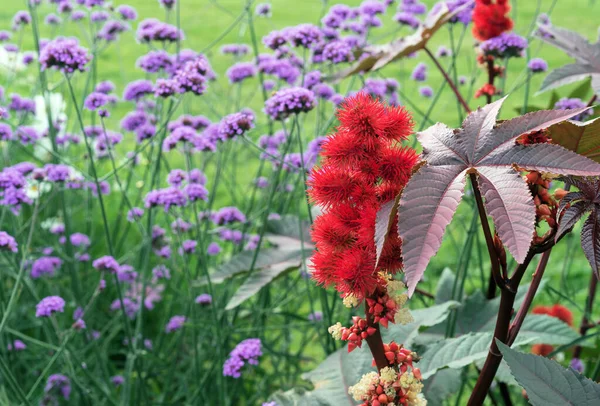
[
  {"xmin": 411, "ymin": 63, "xmax": 427, "ymax": 81},
  {"xmin": 264, "ymin": 87, "xmax": 316, "ymax": 120},
  {"xmin": 84, "ymin": 92, "xmax": 109, "ymax": 111},
  {"xmin": 419, "ymin": 86, "xmax": 434, "ymax": 98},
  {"xmin": 31, "ymin": 256, "xmax": 62, "ymax": 279},
  {"xmin": 219, "ymin": 111, "xmax": 255, "ymax": 139},
  {"xmin": 166, "ymin": 315, "xmax": 186, "ymax": 333},
  {"xmin": 480, "ymin": 32, "xmax": 528, "ymax": 58},
  {"xmin": 111, "ymin": 375, "xmax": 125, "ymax": 386},
  {"xmin": 44, "ymin": 374, "xmax": 71, "ymax": 400},
  {"xmin": 123, "ymin": 80, "xmax": 154, "ymax": 101},
  {"xmin": 196, "ymin": 294, "xmax": 212, "ymax": 305},
  {"xmin": 528, "ymin": 58, "xmax": 548, "ymax": 73},
  {"xmin": 36, "ymin": 296, "xmax": 65, "ymax": 318},
  {"xmin": 554, "ymin": 98, "xmax": 593, "ymax": 121},
  {"xmin": 227, "ymin": 62, "xmax": 256, "ymax": 83},
  {"xmin": 0, "ymin": 231, "xmax": 18, "ymax": 253},
  {"xmin": 39, "ymin": 38, "xmax": 91, "ymax": 74},
  {"xmin": 223, "ymin": 338, "xmax": 262, "ymax": 378},
  {"xmin": 92, "ymin": 255, "xmax": 120, "ymax": 273},
  {"xmin": 127, "ymin": 207, "xmax": 144, "ymax": 222},
  {"xmin": 207, "ymin": 242, "xmax": 221, "ymax": 256},
  {"xmin": 570, "ymin": 358, "xmax": 584, "ymax": 373}
]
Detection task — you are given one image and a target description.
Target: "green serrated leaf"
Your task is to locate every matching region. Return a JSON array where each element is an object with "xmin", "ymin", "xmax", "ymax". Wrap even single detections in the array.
[
  {"xmin": 225, "ymin": 260, "xmax": 300, "ymax": 310},
  {"xmin": 497, "ymin": 340, "xmax": 600, "ymax": 406},
  {"xmin": 422, "ymin": 368, "xmax": 462, "ymax": 406},
  {"xmin": 383, "ymin": 301, "xmax": 460, "ymax": 347},
  {"xmin": 268, "ymin": 388, "xmax": 329, "ymax": 406},
  {"xmin": 434, "ymin": 268, "xmax": 456, "ymax": 304},
  {"xmin": 418, "ymin": 332, "xmax": 536, "ymax": 379}
]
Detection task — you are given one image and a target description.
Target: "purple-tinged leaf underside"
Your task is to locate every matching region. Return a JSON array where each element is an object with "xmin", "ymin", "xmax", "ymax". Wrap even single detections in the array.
[
  {"xmin": 418, "ymin": 123, "xmax": 467, "ymax": 165},
  {"xmin": 476, "ymin": 166, "xmax": 535, "ymax": 263},
  {"xmin": 375, "ymin": 195, "xmax": 401, "ymax": 266},
  {"xmin": 556, "ymin": 201, "xmax": 591, "ymax": 241},
  {"xmin": 398, "ymin": 165, "xmax": 467, "ymax": 297},
  {"xmin": 581, "ymin": 210, "xmax": 600, "ymax": 277},
  {"xmin": 558, "ymin": 191, "xmax": 586, "ymax": 214},
  {"xmin": 540, "ymin": 63, "xmax": 600, "ymax": 94},
  {"xmin": 479, "ymin": 143, "xmax": 600, "ymax": 176},
  {"xmin": 535, "ymin": 23, "xmax": 600, "ymax": 95},
  {"xmin": 474, "ymin": 108, "xmax": 592, "ymax": 161},
  {"xmin": 402, "ymin": 96, "xmax": 600, "ymax": 295},
  {"xmin": 459, "ymin": 97, "xmax": 506, "ymax": 162},
  {"xmin": 548, "ymin": 118, "xmax": 600, "ymax": 162},
  {"xmin": 535, "ymin": 24, "xmax": 597, "ymax": 62}
]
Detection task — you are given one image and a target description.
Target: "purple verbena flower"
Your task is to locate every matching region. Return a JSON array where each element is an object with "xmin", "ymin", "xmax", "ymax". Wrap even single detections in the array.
[
  {"xmin": 219, "ymin": 111, "xmax": 255, "ymax": 139},
  {"xmin": 0, "ymin": 231, "xmax": 18, "ymax": 253},
  {"xmin": 419, "ymin": 85, "xmax": 434, "ymax": 98},
  {"xmin": 165, "ymin": 315, "xmax": 186, "ymax": 333},
  {"xmin": 39, "ymin": 37, "xmax": 91, "ymax": 74},
  {"xmin": 36, "ymin": 296, "xmax": 65, "ymax": 317},
  {"xmin": 394, "ymin": 12, "xmax": 420, "ymax": 29},
  {"xmin": 117, "ymin": 5, "xmax": 137, "ymax": 21},
  {"xmin": 411, "ymin": 63, "xmax": 427, "ymax": 81},
  {"xmin": 227, "ymin": 62, "xmax": 256, "ymax": 83},
  {"xmin": 145, "ymin": 187, "xmax": 188, "ymax": 211},
  {"xmin": 480, "ymin": 32, "xmax": 528, "ymax": 58},
  {"xmin": 44, "ymin": 374, "xmax": 70, "ymax": 400},
  {"xmin": 264, "ymin": 87, "xmax": 316, "ymax": 120},
  {"xmin": 123, "ymin": 80, "xmax": 154, "ymax": 101},
  {"xmin": 286, "ymin": 24, "xmax": 323, "ymax": 48},
  {"xmin": 31, "ymin": 256, "xmax": 62, "ymax": 278},
  {"xmin": 92, "ymin": 255, "xmax": 120, "ymax": 273},
  {"xmin": 528, "ymin": 58, "xmax": 548, "ymax": 73},
  {"xmin": 223, "ymin": 338, "xmax": 262, "ymax": 378},
  {"xmin": 195, "ymin": 293, "xmax": 212, "ymax": 305},
  {"xmin": 554, "ymin": 98, "xmax": 593, "ymax": 121}
]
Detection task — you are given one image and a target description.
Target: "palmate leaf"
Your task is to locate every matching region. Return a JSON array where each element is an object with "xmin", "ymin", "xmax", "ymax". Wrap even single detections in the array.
[
  {"xmin": 419, "ymin": 315, "xmax": 583, "ymax": 380},
  {"xmin": 394, "ymin": 97, "xmax": 600, "ymax": 295},
  {"xmin": 556, "ymin": 177, "xmax": 600, "ymax": 277},
  {"xmin": 332, "ymin": 3, "xmax": 464, "ymax": 81},
  {"xmin": 535, "ymin": 23, "xmax": 600, "ymax": 95},
  {"xmin": 497, "ymin": 341, "xmax": 600, "ymax": 406},
  {"xmin": 549, "ymin": 118, "xmax": 600, "ymax": 163}
]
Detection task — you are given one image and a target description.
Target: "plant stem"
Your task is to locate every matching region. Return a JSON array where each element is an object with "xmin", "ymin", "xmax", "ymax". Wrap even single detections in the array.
[
  {"xmin": 468, "ymin": 234, "xmax": 554, "ymax": 405},
  {"xmin": 424, "ymin": 47, "xmax": 471, "ymax": 113},
  {"xmin": 486, "ymin": 58, "xmax": 496, "ymax": 104},
  {"xmin": 364, "ymin": 301, "xmax": 388, "ymax": 371},
  {"xmin": 469, "ymin": 173, "xmax": 503, "ymax": 297},
  {"xmin": 507, "ymin": 249, "xmax": 552, "ymax": 345},
  {"xmin": 573, "ymin": 274, "xmax": 598, "ymax": 358}
]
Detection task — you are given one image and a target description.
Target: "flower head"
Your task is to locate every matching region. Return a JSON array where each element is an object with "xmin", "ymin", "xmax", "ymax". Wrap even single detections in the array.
[
  {"xmin": 39, "ymin": 37, "xmax": 91, "ymax": 74},
  {"xmin": 36, "ymin": 296, "xmax": 66, "ymax": 317}
]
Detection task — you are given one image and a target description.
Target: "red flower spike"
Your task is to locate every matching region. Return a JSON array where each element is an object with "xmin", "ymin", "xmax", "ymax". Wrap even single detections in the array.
[
  {"xmin": 309, "ymin": 93, "xmax": 417, "ymax": 297},
  {"xmin": 472, "ymin": 0, "xmax": 513, "ymax": 41}
]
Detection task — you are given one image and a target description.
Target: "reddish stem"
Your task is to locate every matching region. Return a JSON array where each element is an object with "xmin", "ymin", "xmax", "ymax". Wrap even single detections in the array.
[
  {"xmin": 486, "ymin": 58, "xmax": 496, "ymax": 105},
  {"xmin": 424, "ymin": 47, "xmax": 471, "ymax": 113},
  {"xmin": 470, "ymin": 173, "xmax": 504, "ymax": 295},
  {"xmin": 507, "ymin": 249, "xmax": 552, "ymax": 345},
  {"xmin": 573, "ymin": 274, "xmax": 598, "ymax": 358},
  {"xmin": 364, "ymin": 301, "xmax": 388, "ymax": 371}
]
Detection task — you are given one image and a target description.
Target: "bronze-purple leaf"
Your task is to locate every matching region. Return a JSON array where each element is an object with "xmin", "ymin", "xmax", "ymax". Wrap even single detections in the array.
[
  {"xmin": 535, "ymin": 23, "xmax": 600, "ymax": 95},
  {"xmin": 556, "ymin": 177, "xmax": 600, "ymax": 277},
  {"xmin": 395, "ymin": 97, "xmax": 600, "ymax": 296}
]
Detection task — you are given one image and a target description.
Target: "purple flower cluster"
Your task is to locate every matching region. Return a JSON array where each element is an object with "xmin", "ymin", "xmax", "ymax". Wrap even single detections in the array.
[
  {"xmin": 92, "ymin": 255, "xmax": 120, "ymax": 273},
  {"xmin": 196, "ymin": 293, "xmax": 212, "ymax": 305},
  {"xmin": 31, "ymin": 256, "xmax": 63, "ymax": 278},
  {"xmin": 44, "ymin": 374, "xmax": 71, "ymax": 401},
  {"xmin": 258, "ymin": 57, "xmax": 300, "ymax": 84},
  {"xmin": 264, "ymin": 87, "xmax": 316, "ymax": 120},
  {"xmin": 212, "ymin": 207, "xmax": 246, "ymax": 225},
  {"xmin": 255, "ymin": 3, "xmax": 271, "ymax": 17},
  {"xmin": 221, "ymin": 44, "xmax": 249, "ymax": 56},
  {"xmin": 323, "ymin": 40, "xmax": 354, "ymax": 64},
  {"xmin": 145, "ymin": 187, "xmax": 188, "ymax": 211},
  {"xmin": 480, "ymin": 32, "xmax": 528, "ymax": 58},
  {"xmin": 554, "ymin": 98, "xmax": 593, "ymax": 121},
  {"xmin": 218, "ymin": 111, "xmax": 255, "ymax": 139},
  {"xmin": 39, "ymin": 37, "xmax": 91, "ymax": 74},
  {"xmin": 7, "ymin": 339, "xmax": 26, "ymax": 351},
  {"xmin": 395, "ymin": 12, "xmax": 420, "ymax": 29},
  {"xmin": 0, "ymin": 231, "xmax": 18, "ymax": 252},
  {"xmin": 528, "ymin": 58, "xmax": 548, "ymax": 73},
  {"xmin": 227, "ymin": 62, "xmax": 257, "ymax": 83},
  {"xmin": 123, "ymin": 80, "xmax": 154, "ymax": 101},
  {"xmin": 137, "ymin": 19, "xmax": 183, "ymax": 43},
  {"xmin": 411, "ymin": 63, "xmax": 427, "ymax": 81},
  {"xmin": 36, "ymin": 296, "xmax": 65, "ymax": 318},
  {"xmin": 223, "ymin": 338, "xmax": 262, "ymax": 378},
  {"xmin": 165, "ymin": 315, "xmax": 186, "ymax": 333},
  {"xmin": 419, "ymin": 86, "xmax": 434, "ymax": 98},
  {"xmin": 286, "ymin": 24, "xmax": 323, "ymax": 49}
]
